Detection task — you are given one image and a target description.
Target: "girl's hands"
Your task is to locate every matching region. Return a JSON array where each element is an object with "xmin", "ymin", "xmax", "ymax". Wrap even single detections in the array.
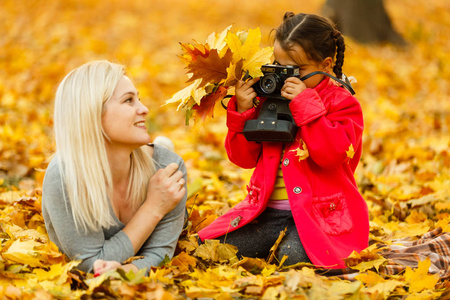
[
  {"xmin": 281, "ymin": 77, "xmax": 306, "ymax": 100},
  {"xmin": 235, "ymin": 77, "xmax": 260, "ymax": 113},
  {"xmin": 235, "ymin": 76, "xmax": 305, "ymax": 108},
  {"xmin": 145, "ymin": 163, "xmax": 185, "ymax": 219}
]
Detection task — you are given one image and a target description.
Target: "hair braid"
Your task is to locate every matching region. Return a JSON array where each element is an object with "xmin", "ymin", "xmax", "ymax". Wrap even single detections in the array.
[{"xmin": 333, "ymin": 35, "xmax": 345, "ymax": 79}]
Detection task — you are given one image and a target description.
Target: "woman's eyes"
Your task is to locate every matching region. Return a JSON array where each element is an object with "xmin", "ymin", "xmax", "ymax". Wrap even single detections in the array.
[{"xmin": 124, "ymin": 97, "xmax": 141, "ymax": 102}]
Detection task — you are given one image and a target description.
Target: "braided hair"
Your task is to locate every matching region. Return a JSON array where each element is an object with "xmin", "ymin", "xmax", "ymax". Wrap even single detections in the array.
[{"xmin": 276, "ymin": 12, "xmax": 345, "ymax": 79}]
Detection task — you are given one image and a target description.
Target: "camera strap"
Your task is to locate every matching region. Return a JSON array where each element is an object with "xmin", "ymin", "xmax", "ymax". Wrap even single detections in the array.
[{"xmin": 299, "ymin": 71, "xmax": 356, "ymax": 95}]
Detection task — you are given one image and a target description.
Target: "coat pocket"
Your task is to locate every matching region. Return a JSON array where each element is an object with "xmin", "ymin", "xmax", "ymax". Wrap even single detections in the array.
[{"xmin": 311, "ymin": 193, "xmax": 353, "ymax": 236}]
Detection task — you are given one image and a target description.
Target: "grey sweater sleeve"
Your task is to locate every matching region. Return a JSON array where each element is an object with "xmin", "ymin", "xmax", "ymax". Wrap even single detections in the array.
[
  {"xmin": 42, "ymin": 145, "xmax": 187, "ymax": 273},
  {"xmin": 131, "ymin": 148, "xmax": 187, "ymax": 271}
]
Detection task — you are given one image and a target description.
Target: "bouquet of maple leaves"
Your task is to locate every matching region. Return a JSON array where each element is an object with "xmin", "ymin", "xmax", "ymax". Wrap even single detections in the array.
[{"xmin": 165, "ymin": 26, "xmax": 273, "ymax": 125}]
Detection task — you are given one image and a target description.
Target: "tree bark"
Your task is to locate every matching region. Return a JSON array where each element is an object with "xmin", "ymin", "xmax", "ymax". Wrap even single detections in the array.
[{"xmin": 322, "ymin": 0, "xmax": 406, "ymax": 45}]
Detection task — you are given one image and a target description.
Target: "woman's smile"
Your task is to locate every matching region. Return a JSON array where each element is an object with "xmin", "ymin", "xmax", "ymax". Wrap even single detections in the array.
[{"xmin": 134, "ymin": 121, "xmax": 146, "ymax": 129}]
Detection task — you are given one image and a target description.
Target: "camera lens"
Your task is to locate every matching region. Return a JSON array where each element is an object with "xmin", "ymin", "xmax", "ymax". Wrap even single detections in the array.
[{"xmin": 260, "ymin": 74, "xmax": 278, "ymax": 94}]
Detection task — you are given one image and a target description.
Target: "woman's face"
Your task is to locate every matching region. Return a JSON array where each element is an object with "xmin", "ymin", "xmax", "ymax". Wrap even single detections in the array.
[
  {"xmin": 273, "ymin": 40, "xmax": 329, "ymax": 89},
  {"xmin": 102, "ymin": 76, "xmax": 151, "ymax": 151}
]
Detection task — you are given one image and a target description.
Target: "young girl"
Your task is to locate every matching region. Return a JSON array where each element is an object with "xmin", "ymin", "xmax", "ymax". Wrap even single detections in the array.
[
  {"xmin": 198, "ymin": 12, "xmax": 369, "ymax": 268},
  {"xmin": 42, "ymin": 60, "xmax": 187, "ymax": 275}
]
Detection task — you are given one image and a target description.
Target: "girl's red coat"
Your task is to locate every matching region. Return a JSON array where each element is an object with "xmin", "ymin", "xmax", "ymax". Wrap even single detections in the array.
[{"xmin": 198, "ymin": 78, "xmax": 369, "ymax": 268}]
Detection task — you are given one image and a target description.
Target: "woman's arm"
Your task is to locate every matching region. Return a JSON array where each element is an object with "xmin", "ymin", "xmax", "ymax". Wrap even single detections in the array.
[
  {"xmin": 130, "ymin": 176, "xmax": 186, "ymax": 271},
  {"xmin": 42, "ymin": 154, "xmax": 186, "ymax": 273},
  {"xmin": 42, "ymin": 159, "xmax": 135, "ymax": 273},
  {"xmin": 123, "ymin": 148, "xmax": 187, "ymax": 272},
  {"xmin": 121, "ymin": 162, "xmax": 184, "ymax": 253}
]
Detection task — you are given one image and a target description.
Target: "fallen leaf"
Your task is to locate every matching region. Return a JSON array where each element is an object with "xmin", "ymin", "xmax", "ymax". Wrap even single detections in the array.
[
  {"xmin": 170, "ymin": 252, "xmax": 197, "ymax": 273},
  {"xmin": 404, "ymin": 258, "xmax": 440, "ymax": 292}
]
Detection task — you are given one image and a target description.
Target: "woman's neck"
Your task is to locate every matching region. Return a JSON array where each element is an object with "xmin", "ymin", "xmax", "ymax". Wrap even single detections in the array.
[{"xmin": 105, "ymin": 145, "xmax": 132, "ymax": 185}]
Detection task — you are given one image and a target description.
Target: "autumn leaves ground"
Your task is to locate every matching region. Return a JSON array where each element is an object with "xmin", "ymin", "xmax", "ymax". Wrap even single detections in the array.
[{"xmin": 1, "ymin": 0, "xmax": 450, "ymax": 299}]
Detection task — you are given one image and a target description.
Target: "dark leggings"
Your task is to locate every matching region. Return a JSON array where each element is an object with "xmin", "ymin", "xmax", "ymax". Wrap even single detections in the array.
[{"xmin": 217, "ymin": 208, "xmax": 310, "ymax": 265}]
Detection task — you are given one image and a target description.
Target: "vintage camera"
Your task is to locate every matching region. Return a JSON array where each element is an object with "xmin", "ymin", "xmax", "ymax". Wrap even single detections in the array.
[
  {"xmin": 252, "ymin": 64, "xmax": 300, "ymax": 98},
  {"xmin": 242, "ymin": 64, "xmax": 300, "ymax": 142},
  {"xmin": 242, "ymin": 64, "xmax": 355, "ymax": 143}
]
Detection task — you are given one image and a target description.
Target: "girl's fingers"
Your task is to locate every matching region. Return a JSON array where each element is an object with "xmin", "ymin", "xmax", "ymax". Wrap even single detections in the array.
[
  {"xmin": 235, "ymin": 80, "xmax": 245, "ymax": 89},
  {"xmin": 284, "ymin": 77, "xmax": 302, "ymax": 84},
  {"xmin": 243, "ymin": 77, "xmax": 260, "ymax": 89}
]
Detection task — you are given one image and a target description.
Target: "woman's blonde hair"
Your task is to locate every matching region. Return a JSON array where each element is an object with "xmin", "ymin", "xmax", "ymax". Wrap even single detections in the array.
[{"xmin": 54, "ymin": 60, "xmax": 155, "ymax": 232}]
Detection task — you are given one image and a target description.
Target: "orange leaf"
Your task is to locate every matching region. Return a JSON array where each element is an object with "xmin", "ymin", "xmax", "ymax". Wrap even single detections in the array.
[
  {"xmin": 170, "ymin": 252, "xmax": 197, "ymax": 273},
  {"xmin": 189, "ymin": 209, "xmax": 217, "ymax": 233},
  {"xmin": 186, "ymin": 48, "xmax": 233, "ymax": 88},
  {"xmin": 193, "ymin": 86, "xmax": 228, "ymax": 124},
  {"xmin": 179, "ymin": 41, "xmax": 210, "ymax": 64}
]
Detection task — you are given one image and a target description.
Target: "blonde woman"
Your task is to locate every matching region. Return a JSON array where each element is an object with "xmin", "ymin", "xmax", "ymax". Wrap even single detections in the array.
[{"xmin": 42, "ymin": 60, "xmax": 187, "ymax": 275}]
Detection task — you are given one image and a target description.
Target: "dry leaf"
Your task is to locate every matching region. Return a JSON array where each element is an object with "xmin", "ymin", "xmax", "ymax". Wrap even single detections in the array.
[{"xmin": 186, "ymin": 48, "xmax": 233, "ymax": 88}]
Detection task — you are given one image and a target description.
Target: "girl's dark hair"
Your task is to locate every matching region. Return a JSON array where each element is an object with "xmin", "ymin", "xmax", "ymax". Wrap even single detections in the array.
[{"xmin": 275, "ymin": 12, "xmax": 345, "ymax": 79}]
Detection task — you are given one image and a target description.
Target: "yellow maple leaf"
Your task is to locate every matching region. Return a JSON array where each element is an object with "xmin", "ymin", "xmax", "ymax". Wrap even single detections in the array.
[
  {"xmin": 346, "ymin": 144, "xmax": 355, "ymax": 159},
  {"xmin": 32, "ymin": 260, "xmax": 80, "ymax": 285},
  {"xmin": 165, "ymin": 79, "xmax": 206, "ymax": 108},
  {"xmin": 355, "ymin": 270, "xmax": 385, "ymax": 287},
  {"xmin": 365, "ymin": 279, "xmax": 404, "ymax": 298},
  {"xmin": 351, "ymin": 256, "xmax": 387, "ymax": 272},
  {"xmin": 148, "ymin": 268, "xmax": 174, "ymax": 285},
  {"xmin": 224, "ymin": 59, "xmax": 244, "ymax": 86},
  {"xmin": 2, "ymin": 240, "xmax": 47, "ymax": 268},
  {"xmin": 261, "ymin": 265, "xmax": 277, "ymax": 277},
  {"xmin": 290, "ymin": 140, "xmax": 309, "ymax": 161},
  {"xmin": 206, "ymin": 25, "xmax": 232, "ymax": 56},
  {"xmin": 225, "ymin": 28, "xmax": 273, "ymax": 78},
  {"xmin": 404, "ymin": 258, "xmax": 439, "ymax": 292}
]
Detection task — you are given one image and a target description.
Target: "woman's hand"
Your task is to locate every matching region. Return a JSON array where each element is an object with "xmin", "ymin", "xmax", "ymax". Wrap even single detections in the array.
[
  {"xmin": 122, "ymin": 162, "xmax": 185, "ymax": 254},
  {"xmin": 93, "ymin": 259, "xmax": 139, "ymax": 276},
  {"xmin": 281, "ymin": 77, "xmax": 306, "ymax": 100},
  {"xmin": 145, "ymin": 163, "xmax": 185, "ymax": 219},
  {"xmin": 235, "ymin": 77, "xmax": 260, "ymax": 113},
  {"xmin": 93, "ymin": 259, "xmax": 122, "ymax": 276}
]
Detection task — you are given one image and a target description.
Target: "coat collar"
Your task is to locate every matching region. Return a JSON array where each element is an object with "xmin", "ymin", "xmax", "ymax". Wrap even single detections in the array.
[{"xmin": 313, "ymin": 77, "xmax": 333, "ymax": 94}]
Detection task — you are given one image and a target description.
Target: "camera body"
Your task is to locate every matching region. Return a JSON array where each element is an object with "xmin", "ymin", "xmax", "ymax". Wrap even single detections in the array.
[
  {"xmin": 252, "ymin": 64, "xmax": 300, "ymax": 98},
  {"xmin": 242, "ymin": 64, "xmax": 300, "ymax": 142}
]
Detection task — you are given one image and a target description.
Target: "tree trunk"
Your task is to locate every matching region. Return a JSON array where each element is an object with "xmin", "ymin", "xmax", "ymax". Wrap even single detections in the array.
[{"xmin": 322, "ymin": 0, "xmax": 406, "ymax": 45}]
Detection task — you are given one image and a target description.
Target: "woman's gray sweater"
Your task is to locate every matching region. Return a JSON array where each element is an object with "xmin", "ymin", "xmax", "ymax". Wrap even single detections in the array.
[{"xmin": 42, "ymin": 144, "xmax": 187, "ymax": 273}]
